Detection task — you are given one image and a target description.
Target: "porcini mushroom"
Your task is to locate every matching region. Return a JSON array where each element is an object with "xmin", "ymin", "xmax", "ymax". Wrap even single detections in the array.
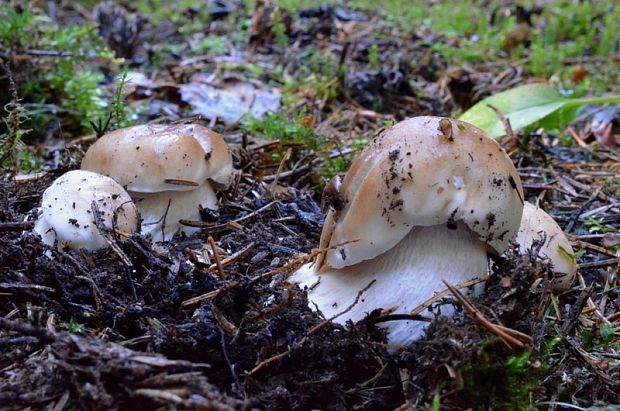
[
  {"xmin": 515, "ymin": 202, "xmax": 577, "ymax": 290},
  {"xmin": 291, "ymin": 116, "xmax": 524, "ymax": 346},
  {"xmin": 81, "ymin": 123, "xmax": 234, "ymax": 241},
  {"xmin": 33, "ymin": 170, "xmax": 138, "ymax": 251}
]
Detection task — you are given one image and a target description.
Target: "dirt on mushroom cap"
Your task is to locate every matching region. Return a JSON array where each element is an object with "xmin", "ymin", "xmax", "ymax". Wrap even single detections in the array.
[
  {"xmin": 33, "ymin": 169, "xmax": 138, "ymax": 251},
  {"xmin": 322, "ymin": 116, "xmax": 525, "ymax": 270}
]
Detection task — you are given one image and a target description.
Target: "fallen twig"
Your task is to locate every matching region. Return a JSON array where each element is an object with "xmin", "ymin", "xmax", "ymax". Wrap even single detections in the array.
[
  {"xmin": 0, "ymin": 221, "xmax": 34, "ymax": 232},
  {"xmin": 444, "ymin": 281, "xmax": 533, "ymax": 350},
  {"xmin": 409, "ymin": 276, "xmax": 489, "ymax": 317},
  {"xmin": 208, "ymin": 236, "xmax": 226, "ymax": 280}
]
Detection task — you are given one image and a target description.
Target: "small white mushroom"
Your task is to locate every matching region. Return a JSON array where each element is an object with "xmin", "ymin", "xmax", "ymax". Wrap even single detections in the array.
[
  {"xmin": 291, "ymin": 116, "xmax": 525, "ymax": 347},
  {"xmin": 515, "ymin": 202, "xmax": 577, "ymax": 290},
  {"xmin": 33, "ymin": 170, "xmax": 138, "ymax": 251},
  {"xmin": 81, "ymin": 123, "xmax": 234, "ymax": 241}
]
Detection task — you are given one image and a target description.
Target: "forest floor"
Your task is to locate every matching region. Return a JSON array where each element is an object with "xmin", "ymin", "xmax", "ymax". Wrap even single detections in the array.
[{"xmin": 0, "ymin": 1, "xmax": 619, "ymax": 410}]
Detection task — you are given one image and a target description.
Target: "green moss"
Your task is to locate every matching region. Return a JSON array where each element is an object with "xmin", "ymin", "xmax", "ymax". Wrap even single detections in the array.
[
  {"xmin": 242, "ymin": 112, "xmax": 315, "ymax": 144},
  {"xmin": 460, "ymin": 350, "xmax": 542, "ymax": 410}
]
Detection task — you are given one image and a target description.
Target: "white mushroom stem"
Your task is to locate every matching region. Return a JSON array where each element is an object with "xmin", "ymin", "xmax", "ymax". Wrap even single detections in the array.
[
  {"xmin": 292, "ymin": 222, "xmax": 488, "ymax": 347},
  {"xmin": 131, "ymin": 181, "xmax": 217, "ymax": 242}
]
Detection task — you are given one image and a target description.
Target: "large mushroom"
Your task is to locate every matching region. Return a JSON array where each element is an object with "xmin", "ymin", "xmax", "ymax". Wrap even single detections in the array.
[
  {"xmin": 291, "ymin": 116, "xmax": 524, "ymax": 346},
  {"xmin": 515, "ymin": 202, "xmax": 577, "ymax": 291},
  {"xmin": 33, "ymin": 170, "xmax": 139, "ymax": 251},
  {"xmin": 81, "ymin": 123, "xmax": 234, "ymax": 241}
]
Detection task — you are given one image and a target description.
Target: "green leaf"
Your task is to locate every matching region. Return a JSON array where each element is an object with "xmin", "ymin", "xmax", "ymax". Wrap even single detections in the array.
[{"xmin": 459, "ymin": 83, "xmax": 620, "ymax": 138}]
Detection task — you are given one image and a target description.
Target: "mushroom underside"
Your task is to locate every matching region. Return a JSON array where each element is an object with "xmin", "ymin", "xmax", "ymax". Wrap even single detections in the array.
[
  {"xmin": 131, "ymin": 181, "xmax": 217, "ymax": 242},
  {"xmin": 291, "ymin": 222, "xmax": 489, "ymax": 347}
]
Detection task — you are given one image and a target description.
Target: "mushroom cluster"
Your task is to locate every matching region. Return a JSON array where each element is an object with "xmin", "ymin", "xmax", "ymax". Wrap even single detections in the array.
[
  {"xmin": 33, "ymin": 170, "xmax": 139, "ymax": 251},
  {"xmin": 81, "ymin": 123, "xmax": 234, "ymax": 242},
  {"xmin": 292, "ymin": 116, "xmax": 526, "ymax": 346},
  {"xmin": 32, "ymin": 123, "xmax": 233, "ymax": 250}
]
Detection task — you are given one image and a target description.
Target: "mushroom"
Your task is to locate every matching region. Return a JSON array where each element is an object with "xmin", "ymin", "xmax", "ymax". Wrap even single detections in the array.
[
  {"xmin": 81, "ymin": 123, "xmax": 234, "ymax": 241},
  {"xmin": 515, "ymin": 202, "xmax": 577, "ymax": 290},
  {"xmin": 33, "ymin": 170, "xmax": 138, "ymax": 251},
  {"xmin": 291, "ymin": 116, "xmax": 524, "ymax": 346}
]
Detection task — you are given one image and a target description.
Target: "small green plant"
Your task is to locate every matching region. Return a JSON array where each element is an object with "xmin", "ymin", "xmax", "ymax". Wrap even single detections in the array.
[
  {"xmin": 368, "ymin": 44, "xmax": 380, "ymax": 71},
  {"xmin": 241, "ymin": 112, "xmax": 362, "ymax": 179},
  {"xmin": 584, "ymin": 216, "xmax": 616, "ymax": 234},
  {"xmin": 191, "ymin": 36, "xmax": 228, "ymax": 56},
  {"xmin": 0, "ymin": 4, "xmax": 115, "ymax": 134},
  {"xmin": 0, "ymin": 64, "xmax": 32, "ymax": 173},
  {"xmin": 113, "ymin": 70, "xmax": 129, "ymax": 129},
  {"xmin": 558, "ymin": 245, "xmax": 586, "ymax": 262},
  {"xmin": 66, "ymin": 319, "xmax": 85, "ymax": 334},
  {"xmin": 429, "ymin": 391, "xmax": 441, "ymax": 411},
  {"xmin": 543, "ymin": 336, "xmax": 562, "ymax": 361},
  {"xmin": 599, "ymin": 323, "xmax": 615, "ymax": 344},
  {"xmin": 242, "ymin": 112, "xmax": 315, "ymax": 145},
  {"xmin": 271, "ymin": 8, "xmax": 288, "ymax": 49}
]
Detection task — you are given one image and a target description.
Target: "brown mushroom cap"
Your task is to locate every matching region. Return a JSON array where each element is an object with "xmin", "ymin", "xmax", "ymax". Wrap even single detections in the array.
[
  {"xmin": 516, "ymin": 202, "xmax": 577, "ymax": 290},
  {"xmin": 321, "ymin": 116, "xmax": 524, "ymax": 270},
  {"xmin": 81, "ymin": 123, "xmax": 233, "ymax": 193},
  {"xmin": 33, "ymin": 170, "xmax": 138, "ymax": 251}
]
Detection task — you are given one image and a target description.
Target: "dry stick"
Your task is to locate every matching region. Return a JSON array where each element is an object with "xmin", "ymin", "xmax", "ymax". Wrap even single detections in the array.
[
  {"xmin": 409, "ymin": 276, "xmax": 489, "ymax": 317},
  {"xmin": 0, "ymin": 221, "xmax": 34, "ymax": 232},
  {"xmin": 90, "ymin": 201, "xmax": 137, "ymax": 300},
  {"xmin": 180, "ymin": 200, "xmax": 278, "ymax": 229},
  {"xmin": 181, "ymin": 249, "xmax": 318, "ymax": 307},
  {"xmin": 163, "ymin": 178, "xmax": 200, "ymax": 187},
  {"xmin": 443, "ymin": 281, "xmax": 532, "ymax": 350},
  {"xmin": 75, "ymin": 275, "xmax": 103, "ymax": 312},
  {"xmin": 227, "ymin": 92, "xmax": 257, "ymax": 131},
  {"xmin": 578, "ymin": 258, "xmax": 620, "ymax": 269},
  {"xmin": 566, "ymin": 126, "xmax": 588, "ymax": 148},
  {"xmin": 577, "ymin": 272, "xmax": 612, "ymax": 326},
  {"xmin": 599, "ymin": 267, "xmax": 616, "ymax": 315},
  {"xmin": 561, "ymin": 287, "xmax": 591, "ymax": 335},
  {"xmin": 263, "ymin": 161, "xmax": 318, "ymax": 182},
  {"xmin": 207, "ymin": 241, "xmax": 255, "ymax": 273},
  {"xmin": 90, "ymin": 201, "xmax": 133, "ymax": 267},
  {"xmin": 487, "ymin": 103, "xmax": 514, "ymax": 137},
  {"xmin": 181, "ymin": 239, "xmax": 361, "ymax": 307},
  {"xmin": 208, "ymin": 236, "xmax": 225, "ymax": 280},
  {"xmin": 565, "ymin": 187, "xmax": 602, "ymax": 233},
  {"xmin": 267, "ymin": 148, "xmax": 292, "ymax": 195},
  {"xmin": 0, "ymin": 282, "xmax": 55, "ymax": 293},
  {"xmin": 0, "ymin": 317, "xmax": 57, "ymax": 343},
  {"xmin": 249, "ymin": 280, "xmax": 376, "ymax": 376},
  {"xmin": 572, "ymin": 240, "xmax": 618, "ymax": 258},
  {"xmin": 309, "ymin": 279, "xmax": 376, "ymax": 334}
]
